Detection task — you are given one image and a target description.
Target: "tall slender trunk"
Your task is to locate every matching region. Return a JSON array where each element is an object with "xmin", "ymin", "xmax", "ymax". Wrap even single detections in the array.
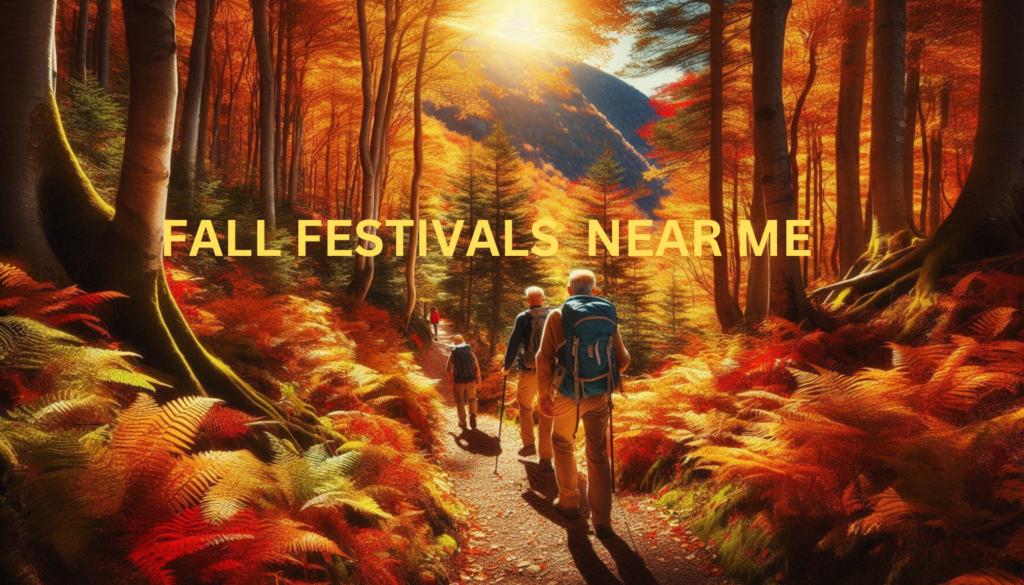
[
  {"xmin": 405, "ymin": 0, "xmax": 440, "ymax": 328},
  {"xmin": 173, "ymin": 0, "xmax": 211, "ymax": 196},
  {"xmin": 731, "ymin": 165, "xmax": 741, "ymax": 302},
  {"xmin": 917, "ymin": 96, "xmax": 929, "ymax": 232},
  {"xmin": 928, "ymin": 83, "xmax": 950, "ymax": 233},
  {"xmin": 868, "ymin": 0, "xmax": 911, "ymax": 250},
  {"xmin": 745, "ymin": 107, "xmax": 770, "ymax": 320},
  {"xmin": 288, "ymin": 102, "xmax": 303, "ymax": 207},
  {"xmin": 789, "ymin": 37, "xmax": 818, "ymax": 200},
  {"xmin": 709, "ymin": 0, "xmax": 743, "ymax": 330},
  {"xmin": 751, "ymin": 0, "xmax": 815, "ymax": 323},
  {"xmin": 195, "ymin": 16, "xmax": 215, "ymax": 186},
  {"xmin": 835, "ymin": 0, "xmax": 869, "ymax": 274},
  {"xmin": 96, "ymin": 0, "xmax": 110, "ymax": 89},
  {"xmin": 281, "ymin": 23, "xmax": 294, "ymax": 206},
  {"xmin": 902, "ymin": 40, "xmax": 922, "ymax": 232},
  {"xmin": 350, "ymin": 0, "xmax": 399, "ymax": 299},
  {"xmin": 252, "ymin": 0, "xmax": 277, "ymax": 230},
  {"xmin": 73, "ymin": 0, "xmax": 89, "ymax": 81}
]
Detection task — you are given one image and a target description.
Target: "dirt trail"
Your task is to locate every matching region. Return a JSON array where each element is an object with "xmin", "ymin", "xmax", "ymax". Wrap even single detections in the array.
[{"xmin": 421, "ymin": 321, "xmax": 732, "ymax": 585}]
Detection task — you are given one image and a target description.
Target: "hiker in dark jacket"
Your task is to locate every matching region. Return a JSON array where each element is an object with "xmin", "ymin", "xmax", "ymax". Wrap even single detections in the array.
[
  {"xmin": 446, "ymin": 334, "xmax": 481, "ymax": 430},
  {"xmin": 501, "ymin": 286, "xmax": 553, "ymax": 470}
]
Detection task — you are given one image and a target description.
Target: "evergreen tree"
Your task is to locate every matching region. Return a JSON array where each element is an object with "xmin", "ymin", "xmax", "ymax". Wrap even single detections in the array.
[
  {"xmin": 443, "ymin": 140, "xmax": 485, "ymax": 331},
  {"xmin": 62, "ymin": 76, "xmax": 125, "ymax": 201},
  {"xmin": 478, "ymin": 121, "xmax": 548, "ymax": 355},
  {"xmin": 574, "ymin": 148, "xmax": 642, "ymax": 296}
]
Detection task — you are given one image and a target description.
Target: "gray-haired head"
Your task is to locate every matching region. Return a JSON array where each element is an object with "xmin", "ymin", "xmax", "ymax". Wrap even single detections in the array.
[
  {"xmin": 525, "ymin": 286, "xmax": 545, "ymax": 305},
  {"xmin": 567, "ymin": 269, "xmax": 596, "ymax": 296}
]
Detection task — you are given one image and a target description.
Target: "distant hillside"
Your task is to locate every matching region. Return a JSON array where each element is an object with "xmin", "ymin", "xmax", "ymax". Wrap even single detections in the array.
[{"xmin": 427, "ymin": 38, "xmax": 664, "ymax": 211}]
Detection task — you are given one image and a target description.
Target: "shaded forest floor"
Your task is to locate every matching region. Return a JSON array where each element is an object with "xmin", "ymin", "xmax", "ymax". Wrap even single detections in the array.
[{"xmin": 421, "ymin": 321, "xmax": 735, "ymax": 585}]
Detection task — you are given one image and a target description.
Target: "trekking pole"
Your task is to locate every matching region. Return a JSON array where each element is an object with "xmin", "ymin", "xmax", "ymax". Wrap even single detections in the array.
[
  {"xmin": 494, "ymin": 374, "xmax": 508, "ymax": 474},
  {"xmin": 608, "ymin": 390, "xmax": 616, "ymax": 494}
]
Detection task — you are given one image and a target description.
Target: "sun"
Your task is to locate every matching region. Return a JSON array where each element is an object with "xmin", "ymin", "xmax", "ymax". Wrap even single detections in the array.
[{"xmin": 487, "ymin": 0, "xmax": 555, "ymax": 50}]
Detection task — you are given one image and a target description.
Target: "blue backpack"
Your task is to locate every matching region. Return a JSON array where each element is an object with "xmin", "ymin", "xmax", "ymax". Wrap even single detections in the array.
[{"xmin": 557, "ymin": 296, "xmax": 620, "ymax": 402}]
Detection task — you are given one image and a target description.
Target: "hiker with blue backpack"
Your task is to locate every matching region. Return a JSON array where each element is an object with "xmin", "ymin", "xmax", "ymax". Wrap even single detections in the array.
[
  {"xmin": 501, "ymin": 286, "xmax": 554, "ymax": 471},
  {"xmin": 536, "ymin": 269, "xmax": 630, "ymax": 540}
]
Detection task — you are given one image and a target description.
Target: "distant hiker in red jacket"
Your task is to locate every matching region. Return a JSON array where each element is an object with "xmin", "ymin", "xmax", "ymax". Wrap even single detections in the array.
[{"xmin": 430, "ymin": 306, "xmax": 440, "ymax": 341}]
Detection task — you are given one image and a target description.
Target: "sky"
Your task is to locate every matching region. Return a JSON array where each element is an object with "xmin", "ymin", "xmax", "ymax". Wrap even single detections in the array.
[{"xmin": 589, "ymin": 35, "xmax": 679, "ymax": 97}]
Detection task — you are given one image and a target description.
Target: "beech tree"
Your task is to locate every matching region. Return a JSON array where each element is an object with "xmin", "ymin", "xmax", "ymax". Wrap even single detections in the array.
[
  {"xmin": 252, "ymin": 0, "xmax": 277, "ymax": 231},
  {"xmin": 750, "ymin": 0, "xmax": 815, "ymax": 323},
  {"xmin": 173, "ymin": 0, "xmax": 213, "ymax": 200},
  {"xmin": 0, "ymin": 0, "xmax": 323, "ymax": 445}
]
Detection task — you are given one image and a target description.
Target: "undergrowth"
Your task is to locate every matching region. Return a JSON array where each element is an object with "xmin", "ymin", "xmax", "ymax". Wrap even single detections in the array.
[
  {"xmin": 615, "ymin": 259, "xmax": 1024, "ymax": 585},
  {"xmin": 0, "ymin": 259, "xmax": 463, "ymax": 585}
]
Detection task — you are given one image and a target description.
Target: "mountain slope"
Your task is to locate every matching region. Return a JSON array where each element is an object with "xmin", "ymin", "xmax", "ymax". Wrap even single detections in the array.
[{"xmin": 428, "ymin": 38, "xmax": 664, "ymax": 211}]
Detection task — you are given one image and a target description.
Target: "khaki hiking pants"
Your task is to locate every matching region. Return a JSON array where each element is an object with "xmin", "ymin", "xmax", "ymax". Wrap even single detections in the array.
[
  {"xmin": 516, "ymin": 369, "xmax": 553, "ymax": 459},
  {"xmin": 552, "ymin": 392, "xmax": 612, "ymax": 527},
  {"xmin": 454, "ymin": 381, "xmax": 478, "ymax": 426}
]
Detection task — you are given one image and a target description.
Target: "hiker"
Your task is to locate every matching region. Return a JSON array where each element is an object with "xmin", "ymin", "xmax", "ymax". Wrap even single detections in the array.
[
  {"xmin": 501, "ymin": 286, "xmax": 554, "ymax": 471},
  {"xmin": 446, "ymin": 334, "xmax": 481, "ymax": 430},
  {"xmin": 430, "ymin": 306, "xmax": 441, "ymax": 341},
  {"xmin": 536, "ymin": 269, "xmax": 629, "ymax": 540}
]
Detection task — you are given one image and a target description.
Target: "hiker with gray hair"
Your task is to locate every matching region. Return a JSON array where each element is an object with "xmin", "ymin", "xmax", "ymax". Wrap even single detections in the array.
[
  {"xmin": 536, "ymin": 269, "xmax": 629, "ymax": 539},
  {"xmin": 501, "ymin": 286, "xmax": 554, "ymax": 469}
]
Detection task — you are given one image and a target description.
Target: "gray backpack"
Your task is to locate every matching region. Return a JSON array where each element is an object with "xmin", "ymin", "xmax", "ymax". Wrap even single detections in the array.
[{"xmin": 520, "ymin": 307, "xmax": 551, "ymax": 369}]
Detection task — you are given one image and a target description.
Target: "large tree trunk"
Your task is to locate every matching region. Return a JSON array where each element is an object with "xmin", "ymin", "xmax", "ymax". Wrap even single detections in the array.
[
  {"xmin": 172, "ymin": 0, "xmax": 211, "ymax": 199},
  {"xmin": 73, "ymin": 0, "xmax": 89, "ymax": 82},
  {"xmin": 835, "ymin": 0, "xmax": 869, "ymax": 274},
  {"xmin": 404, "ymin": 0, "xmax": 440, "ymax": 329},
  {"xmin": 96, "ymin": 0, "xmax": 110, "ymax": 90},
  {"xmin": 751, "ymin": 0, "xmax": 815, "ymax": 323},
  {"xmin": 867, "ymin": 0, "xmax": 912, "ymax": 256},
  {"xmin": 252, "ymin": 0, "xmax": 277, "ymax": 230},
  {"xmin": 709, "ymin": 0, "xmax": 743, "ymax": 330}
]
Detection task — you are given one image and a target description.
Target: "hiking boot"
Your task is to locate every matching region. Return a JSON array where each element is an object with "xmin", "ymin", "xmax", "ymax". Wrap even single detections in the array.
[
  {"xmin": 594, "ymin": 524, "xmax": 616, "ymax": 540},
  {"xmin": 553, "ymin": 498, "xmax": 580, "ymax": 519},
  {"xmin": 517, "ymin": 444, "xmax": 537, "ymax": 457},
  {"xmin": 539, "ymin": 459, "xmax": 553, "ymax": 472},
  {"xmin": 469, "ymin": 414, "xmax": 477, "ymax": 430}
]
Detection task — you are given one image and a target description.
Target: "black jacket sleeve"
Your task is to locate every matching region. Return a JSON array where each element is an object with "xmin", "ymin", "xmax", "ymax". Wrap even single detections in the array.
[{"xmin": 502, "ymin": 312, "xmax": 530, "ymax": 371}]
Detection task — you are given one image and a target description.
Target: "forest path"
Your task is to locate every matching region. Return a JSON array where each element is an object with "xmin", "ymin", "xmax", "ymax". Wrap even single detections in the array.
[{"xmin": 419, "ymin": 320, "xmax": 731, "ymax": 585}]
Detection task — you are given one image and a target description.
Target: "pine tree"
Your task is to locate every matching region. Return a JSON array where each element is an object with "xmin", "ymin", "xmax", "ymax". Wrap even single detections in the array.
[
  {"xmin": 443, "ymin": 140, "xmax": 484, "ymax": 330},
  {"xmin": 479, "ymin": 121, "xmax": 547, "ymax": 355},
  {"xmin": 574, "ymin": 148, "xmax": 642, "ymax": 296}
]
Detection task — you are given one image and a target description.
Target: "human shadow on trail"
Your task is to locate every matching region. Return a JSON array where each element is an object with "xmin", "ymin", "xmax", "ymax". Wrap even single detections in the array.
[
  {"xmin": 520, "ymin": 467, "xmax": 662, "ymax": 585},
  {"xmin": 450, "ymin": 428, "xmax": 501, "ymax": 457}
]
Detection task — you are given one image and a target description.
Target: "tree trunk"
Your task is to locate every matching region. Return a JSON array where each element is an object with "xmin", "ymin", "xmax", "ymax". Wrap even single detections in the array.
[
  {"xmin": 751, "ymin": 0, "xmax": 815, "ymax": 323},
  {"xmin": 789, "ymin": 37, "xmax": 818, "ymax": 201},
  {"xmin": 928, "ymin": 84, "xmax": 950, "ymax": 233},
  {"xmin": 173, "ymin": 0, "xmax": 211, "ymax": 199},
  {"xmin": 195, "ymin": 15, "xmax": 215, "ymax": 186},
  {"xmin": 745, "ymin": 87, "xmax": 770, "ymax": 320},
  {"xmin": 288, "ymin": 103, "xmax": 303, "ymax": 207},
  {"xmin": 835, "ymin": 0, "xmax": 869, "ymax": 274},
  {"xmin": 96, "ymin": 0, "xmax": 110, "ymax": 90},
  {"xmin": 902, "ymin": 40, "xmax": 922, "ymax": 232},
  {"xmin": 252, "ymin": 0, "xmax": 277, "ymax": 230},
  {"xmin": 917, "ymin": 95, "xmax": 929, "ymax": 232},
  {"xmin": 404, "ymin": 0, "xmax": 440, "ymax": 329},
  {"xmin": 709, "ymin": 0, "xmax": 743, "ymax": 330},
  {"xmin": 350, "ymin": 0, "xmax": 399, "ymax": 300},
  {"xmin": 867, "ymin": 0, "xmax": 911, "ymax": 253},
  {"xmin": 73, "ymin": 0, "xmax": 89, "ymax": 82}
]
